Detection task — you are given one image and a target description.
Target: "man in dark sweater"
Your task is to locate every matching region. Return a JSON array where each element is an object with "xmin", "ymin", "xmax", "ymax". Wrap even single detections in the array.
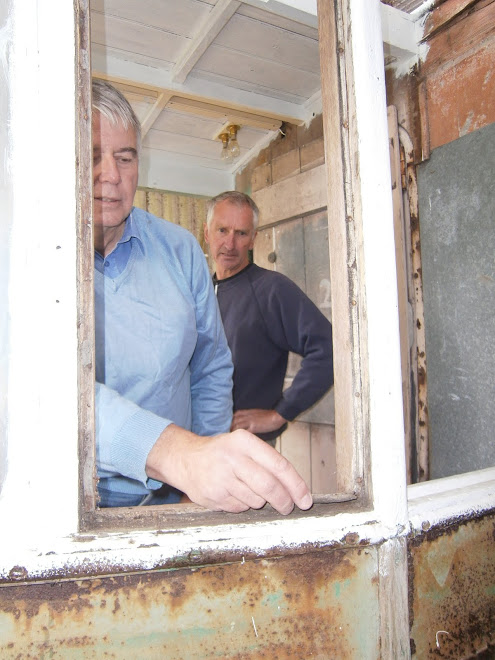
[{"xmin": 204, "ymin": 191, "xmax": 334, "ymax": 443}]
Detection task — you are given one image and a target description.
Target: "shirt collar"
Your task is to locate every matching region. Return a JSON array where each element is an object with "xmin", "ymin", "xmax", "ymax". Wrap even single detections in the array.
[
  {"xmin": 120, "ymin": 208, "xmax": 144, "ymax": 253},
  {"xmin": 213, "ymin": 263, "xmax": 252, "ymax": 285}
]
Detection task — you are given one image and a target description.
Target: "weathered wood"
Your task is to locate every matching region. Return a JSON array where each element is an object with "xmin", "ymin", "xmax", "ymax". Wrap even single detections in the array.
[
  {"xmin": 76, "ymin": 0, "xmax": 98, "ymax": 521},
  {"xmin": 317, "ymin": 0, "xmax": 360, "ymax": 494},
  {"xmin": 253, "ymin": 227, "xmax": 276, "ymax": 271},
  {"xmin": 279, "ymin": 422, "xmax": 312, "ymax": 488},
  {"xmin": 146, "ymin": 190, "xmax": 163, "ymax": 218},
  {"xmin": 310, "ymin": 423, "xmax": 337, "ymax": 494},
  {"xmin": 300, "ymin": 136, "xmax": 325, "ymax": 172},
  {"xmin": 399, "ymin": 127, "xmax": 430, "ymax": 482},
  {"xmin": 271, "ymin": 148, "xmax": 301, "ymax": 184},
  {"xmin": 378, "ymin": 537, "xmax": 410, "ymax": 659},
  {"xmin": 422, "ymin": 0, "xmax": 486, "ymax": 42},
  {"xmin": 133, "ymin": 189, "xmax": 146, "ymax": 209},
  {"xmin": 388, "ymin": 106, "xmax": 412, "ymax": 484},
  {"xmin": 251, "ymin": 162, "xmax": 272, "ymax": 193},
  {"xmin": 252, "ymin": 164, "xmax": 327, "ymax": 227}
]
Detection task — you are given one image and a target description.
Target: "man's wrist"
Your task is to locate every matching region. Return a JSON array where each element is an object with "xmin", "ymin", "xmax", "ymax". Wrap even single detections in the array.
[{"xmin": 145, "ymin": 423, "xmax": 196, "ymax": 487}]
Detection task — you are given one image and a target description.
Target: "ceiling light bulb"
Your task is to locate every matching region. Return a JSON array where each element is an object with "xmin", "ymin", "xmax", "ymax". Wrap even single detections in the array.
[
  {"xmin": 228, "ymin": 125, "xmax": 241, "ymax": 161},
  {"xmin": 219, "ymin": 133, "xmax": 232, "ymax": 163},
  {"xmin": 229, "ymin": 137, "xmax": 240, "ymax": 160}
]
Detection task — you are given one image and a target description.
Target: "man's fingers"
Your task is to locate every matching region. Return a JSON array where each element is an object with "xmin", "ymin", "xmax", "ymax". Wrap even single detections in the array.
[
  {"xmin": 240, "ymin": 433, "xmax": 313, "ymax": 511},
  {"xmin": 231, "ymin": 455, "xmax": 296, "ymax": 515},
  {"xmin": 227, "ymin": 479, "xmax": 267, "ymax": 510}
]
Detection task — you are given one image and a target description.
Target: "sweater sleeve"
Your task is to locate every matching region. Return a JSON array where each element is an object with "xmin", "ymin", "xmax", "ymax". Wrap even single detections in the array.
[
  {"xmin": 95, "ymin": 382, "xmax": 168, "ymax": 489},
  {"xmin": 188, "ymin": 241, "xmax": 234, "ymax": 435},
  {"xmin": 260, "ymin": 275, "xmax": 334, "ymax": 421}
]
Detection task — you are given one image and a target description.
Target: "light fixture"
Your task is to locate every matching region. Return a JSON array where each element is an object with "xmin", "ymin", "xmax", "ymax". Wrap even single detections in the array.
[
  {"xmin": 218, "ymin": 124, "xmax": 241, "ymax": 163},
  {"xmin": 228, "ymin": 124, "xmax": 241, "ymax": 160},
  {"xmin": 219, "ymin": 132, "xmax": 232, "ymax": 163}
]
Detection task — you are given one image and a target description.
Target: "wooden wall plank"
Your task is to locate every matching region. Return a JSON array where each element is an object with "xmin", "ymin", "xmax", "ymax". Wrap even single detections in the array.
[
  {"xmin": 310, "ymin": 423, "xmax": 337, "ymax": 494},
  {"xmin": 146, "ymin": 190, "xmax": 163, "ymax": 218},
  {"xmin": 252, "ymin": 164, "xmax": 327, "ymax": 227},
  {"xmin": 279, "ymin": 422, "xmax": 312, "ymax": 488}
]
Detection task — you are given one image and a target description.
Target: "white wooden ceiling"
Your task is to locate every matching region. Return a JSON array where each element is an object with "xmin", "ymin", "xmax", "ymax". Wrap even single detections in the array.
[{"xmin": 90, "ymin": 0, "xmax": 426, "ymax": 195}]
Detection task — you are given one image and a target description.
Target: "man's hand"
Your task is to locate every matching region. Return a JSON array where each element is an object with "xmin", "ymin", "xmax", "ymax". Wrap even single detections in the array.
[
  {"xmin": 230, "ymin": 409, "xmax": 287, "ymax": 435},
  {"xmin": 145, "ymin": 424, "xmax": 312, "ymax": 515}
]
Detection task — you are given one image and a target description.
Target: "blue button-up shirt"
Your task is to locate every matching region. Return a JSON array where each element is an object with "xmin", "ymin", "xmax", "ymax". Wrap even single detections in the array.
[{"xmin": 94, "ymin": 208, "xmax": 233, "ymax": 500}]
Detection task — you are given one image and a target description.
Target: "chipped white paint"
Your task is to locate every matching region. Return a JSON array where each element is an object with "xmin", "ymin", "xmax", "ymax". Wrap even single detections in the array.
[
  {"xmin": 0, "ymin": 0, "xmax": 493, "ymax": 598},
  {"xmin": 349, "ymin": 0, "xmax": 408, "ymax": 530},
  {"xmin": 0, "ymin": 0, "xmax": 79, "ymax": 546},
  {"xmin": 408, "ymin": 467, "xmax": 495, "ymax": 533}
]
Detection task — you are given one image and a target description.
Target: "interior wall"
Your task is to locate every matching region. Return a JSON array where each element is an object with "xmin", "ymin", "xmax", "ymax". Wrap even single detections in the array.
[
  {"xmin": 133, "ymin": 188, "xmax": 208, "ymax": 253},
  {"xmin": 236, "ymin": 115, "xmax": 337, "ymax": 493},
  {"xmin": 386, "ymin": 0, "xmax": 495, "ymax": 479}
]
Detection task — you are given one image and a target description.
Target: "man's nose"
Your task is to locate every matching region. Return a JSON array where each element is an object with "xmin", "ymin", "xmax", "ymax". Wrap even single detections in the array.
[
  {"xmin": 97, "ymin": 154, "xmax": 121, "ymax": 184},
  {"xmin": 224, "ymin": 232, "xmax": 235, "ymax": 249}
]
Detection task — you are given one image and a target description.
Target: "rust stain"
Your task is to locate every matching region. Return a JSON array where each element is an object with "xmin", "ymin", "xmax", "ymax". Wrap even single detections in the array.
[
  {"xmin": 0, "ymin": 547, "xmax": 379, "ymax": 659},
  {"xmin": 409, "ymin": 513, "xmax": 495, "ymax": 658}
]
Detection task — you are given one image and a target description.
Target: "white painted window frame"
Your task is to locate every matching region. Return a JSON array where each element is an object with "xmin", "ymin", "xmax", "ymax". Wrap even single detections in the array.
[{"xmin": 1, "ymin": 0, "xmax": 493, "ymax": 587}]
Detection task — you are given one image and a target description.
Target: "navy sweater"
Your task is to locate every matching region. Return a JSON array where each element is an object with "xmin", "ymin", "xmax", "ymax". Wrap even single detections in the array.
[{"xmin": 214, "ymin": 264, "xmax": 334, "ymax": 441}]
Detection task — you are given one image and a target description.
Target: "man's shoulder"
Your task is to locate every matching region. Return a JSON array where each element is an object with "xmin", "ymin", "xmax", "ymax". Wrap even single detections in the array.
[
  {"xmin": 131, "ymin": 207, "xmax": 201, "ymax": 253},
  {"xmin": 249, "ymin": 264, "xmax": 301, "ymax": 292}
]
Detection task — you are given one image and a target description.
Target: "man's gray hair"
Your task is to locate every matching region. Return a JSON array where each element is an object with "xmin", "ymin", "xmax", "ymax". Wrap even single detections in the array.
[
  {"xmin": 206, "ymin": 191, "xmax": 260, "ymax": 231},
  {"xmin": 92, "ymin": 79, "xmax": 142, "ymax": 152}
]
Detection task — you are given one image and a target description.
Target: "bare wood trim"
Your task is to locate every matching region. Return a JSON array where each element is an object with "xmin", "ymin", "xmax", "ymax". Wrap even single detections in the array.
[
  {"xmin": 418, "ymin": 80, "xmax": 431, "ymax": 162},
  {"xmin": 388, "ymin": 106, "xmax": 412, "ymax": 485},
  {"xmin": 76, "ymin": 0, "xmax": 98, "ymax": 522},
  {"xmin": 172, "ymin": 0, "xmax": 241, "ymax": 84},
  {"xmin": 421, "ymin": 0, "xmax": 481, "ymax": 42},
  {"xmin": 378, "ymin": 537, "xmax": 410, "ymax": 659},
  {"xmin": 80, "ymin": 495, "xmax": 358, "ymax": 533},
  {"xmin": 252, "ymin": 165, "xmax": 327, "ymax": 226},
  {"xmin": 399, "ymin": 126, "xmax": 429, "ymax": 482},
  {"xmin": 141, "ymin": 91, "xmax": 174, "ymax": 138},
  {"xmin": 317, "ymin": 0, "xmax": 365, "ymax": 495}
]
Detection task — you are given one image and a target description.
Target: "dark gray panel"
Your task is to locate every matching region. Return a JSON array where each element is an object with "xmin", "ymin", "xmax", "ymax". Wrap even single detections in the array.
[{"xmin": 418, "ymin": 122, "xmax": 495, "ymax": 478}]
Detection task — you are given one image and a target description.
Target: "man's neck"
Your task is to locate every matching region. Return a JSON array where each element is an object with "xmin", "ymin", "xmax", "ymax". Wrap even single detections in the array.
[
  {"xmin": 94, "ymin": 223, "xmax": 126, "ymax": 257},
  {"xmin": 215, "ymin": 262, "xmax": 252, "ymax": 282}
]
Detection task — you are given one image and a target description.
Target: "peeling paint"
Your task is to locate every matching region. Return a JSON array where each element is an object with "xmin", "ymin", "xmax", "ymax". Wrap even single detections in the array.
[{"xmin": 0, "ymin": 548, "xmax": 381, "ymax": 659}]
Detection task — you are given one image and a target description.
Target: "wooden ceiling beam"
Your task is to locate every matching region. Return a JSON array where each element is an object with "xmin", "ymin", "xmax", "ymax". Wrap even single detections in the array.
[
  {"xmin": 141, "ymin": 92, "xmax": 174, "ymax": 138},
  {"xmin": 166, "ymin": 96, "xmax": 285, "ymax": 131},
  {"xmin": 171, "ymin": 0, "xmax": 241, "ymax": 85}
]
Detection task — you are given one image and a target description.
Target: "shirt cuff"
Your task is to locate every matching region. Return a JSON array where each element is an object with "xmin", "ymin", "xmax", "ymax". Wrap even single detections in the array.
[
  {"xmin": 112, "ymin": 409, "xmax": 171, "ymax": 489},
  {"xmin": 275, "ymin": 399, "xmax": 299, "ymax": 422}
]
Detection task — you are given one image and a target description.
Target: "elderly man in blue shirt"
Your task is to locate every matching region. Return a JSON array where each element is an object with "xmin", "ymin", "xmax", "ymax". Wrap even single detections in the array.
[{"xmin": 92, "ymin": 80, "xmax": 312, "ymax": 515}]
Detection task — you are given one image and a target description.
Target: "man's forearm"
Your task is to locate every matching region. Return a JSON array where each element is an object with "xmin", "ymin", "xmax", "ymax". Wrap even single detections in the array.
[
  {"xmin": 145, "ymin": 424, "xmax": 312, "ymax": 515},
  {"xmin": 230, "ymin": 409, "xmax": 287, "ymax": 435}
]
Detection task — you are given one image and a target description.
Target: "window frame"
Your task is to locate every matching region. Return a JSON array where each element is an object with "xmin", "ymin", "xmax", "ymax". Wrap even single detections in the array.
[{"xmin": 77, "ymin": 0, "xmax": 405, "ymax": 535}]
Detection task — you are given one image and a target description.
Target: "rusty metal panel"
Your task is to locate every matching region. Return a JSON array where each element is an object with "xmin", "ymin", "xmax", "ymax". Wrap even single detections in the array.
[
  {"xmin": 409, "ymin": 514, "xmax": 495, "ymax": 658},
  {"xmin": 0, "ymin": 547, "xmax": 380, "ymax": 659}
]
